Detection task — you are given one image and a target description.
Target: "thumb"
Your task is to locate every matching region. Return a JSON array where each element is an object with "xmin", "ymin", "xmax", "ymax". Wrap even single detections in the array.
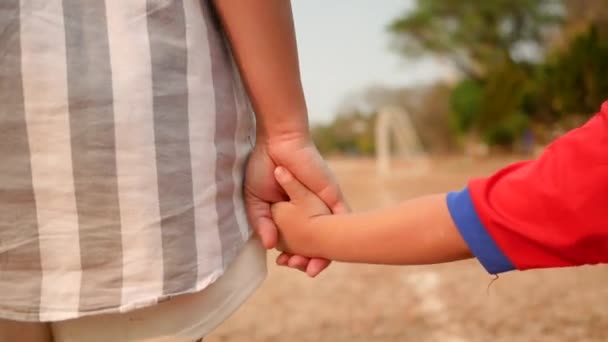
[
  {"xmin": 244, "ymin": 192, "xmax": 278, "ymax": 249},
  {"xmin": 274, "ymin": 166, "xmax": 313, "ymax": 203}
]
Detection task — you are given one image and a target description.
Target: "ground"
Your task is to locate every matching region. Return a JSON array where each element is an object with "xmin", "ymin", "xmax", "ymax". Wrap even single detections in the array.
[{"xmin": 207, "ymin": 156, "xmax": 608, "ymax": 342}]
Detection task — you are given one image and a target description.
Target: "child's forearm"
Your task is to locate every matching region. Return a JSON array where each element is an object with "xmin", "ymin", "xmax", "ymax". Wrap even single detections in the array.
[{"xmin": 309, "ymin": 194, "xmax": 473, "ymax": 265}]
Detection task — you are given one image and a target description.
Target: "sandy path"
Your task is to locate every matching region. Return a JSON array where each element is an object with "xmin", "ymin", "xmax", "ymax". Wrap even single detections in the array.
[{"xmin": 207, "ymin": 157, "xmax": 608, "ymax": 342}]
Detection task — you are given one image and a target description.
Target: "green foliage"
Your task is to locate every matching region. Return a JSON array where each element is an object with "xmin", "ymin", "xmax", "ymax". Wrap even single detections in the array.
[
  {"xmin": 542, "ymin": 25, "xmax": 608, "ymax": 116},
  {"xmin": 449, "ymin": 63, "xmax": 532, "ymax": 147},
  {"xmin": 477, "ymin": 63, "xmax": 529, "ymax": 130},
  {"xmin": 389, "ymin": 0, "xmax": 562, "ymax": 148},
  {"xmin": 483, "ymin": 111, "xmax": 530, "ymax": 146},
  {"xmin": 450, "ymin": 79, "xmax": 483, "ymax": 133},
  {"xmin": 311, "ymin": 125, "xmax": 338, "ymax": 155},
  {"xmin": 311, "ymin": 112, "xmax": 376, "ymax": 156},
  {"xmin": 388, "ymin": 0, "xmax": 563, "ymax": 78},
  {"xmin": 316, "ymin": 2, "xmax": 608, "ymax": 154}
]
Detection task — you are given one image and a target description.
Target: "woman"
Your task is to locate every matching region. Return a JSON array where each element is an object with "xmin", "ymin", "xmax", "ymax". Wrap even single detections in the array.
[{"xmin": 0, "ymin": 0, "xmax": 345, "ymax": 341}]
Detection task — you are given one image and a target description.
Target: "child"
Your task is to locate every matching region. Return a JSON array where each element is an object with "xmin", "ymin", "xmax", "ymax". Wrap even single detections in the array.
[{"xmin": 271, "ymin": 102, "xmax": 608, "ymax": 273}]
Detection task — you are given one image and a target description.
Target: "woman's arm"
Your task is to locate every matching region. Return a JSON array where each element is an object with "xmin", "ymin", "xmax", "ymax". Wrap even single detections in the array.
[
  {"xmin": 212, "ymin": 0, "xmax": 308, "ymax": 140},
  {"xmin": 213, "ymin": 0, "xmax": 349, "ymax": 276}
]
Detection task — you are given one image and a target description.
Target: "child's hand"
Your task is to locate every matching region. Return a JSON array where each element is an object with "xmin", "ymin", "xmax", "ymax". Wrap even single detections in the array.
[{"xmin": 271, "ymin": 166, "xmax": 331, "ymax": 258}]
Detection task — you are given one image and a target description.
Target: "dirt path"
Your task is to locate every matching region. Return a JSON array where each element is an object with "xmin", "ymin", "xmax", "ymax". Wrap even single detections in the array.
[{"xmin": 207, "ymin": 157, "xmax": 608, "ymax": 342}]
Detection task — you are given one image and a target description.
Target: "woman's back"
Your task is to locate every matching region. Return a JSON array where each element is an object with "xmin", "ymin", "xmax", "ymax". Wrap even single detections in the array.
[{"xmin": 0, "ymin": 0, "xmax": 254, "ymax": 322}]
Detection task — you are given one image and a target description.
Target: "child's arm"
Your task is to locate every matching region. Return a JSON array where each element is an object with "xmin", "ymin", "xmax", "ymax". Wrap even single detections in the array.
[
  {"xmin": 273, "ymin": 103, "xmax": 608, "ymax": 272},
  {"xmin": 271, "ymin": 167, "xmax": 473, "ymax": 265}
]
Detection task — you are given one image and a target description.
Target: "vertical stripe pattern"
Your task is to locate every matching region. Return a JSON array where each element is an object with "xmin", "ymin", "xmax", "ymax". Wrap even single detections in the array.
[
  {"xmin": 183, "ymin": 0, "xmax": 224, "ymax": 283},
  {"xmin": 20, "ymin": 0, "xmax": 81, "ymax": 321},
  {"xmin": 203, "ymin": 2, "xmax": 243, "ymax": 265},
  {"xmin": 0, "ymin": 0, "xmax": 259, "ymax": 321},
  {"xmin": 147, "ymin": 0, "xmax": 198, "ymax": 295},
  {"xmin": 63, "ymin": 0, "xmax": 124, "ymax": 312},
  {"xmin": 105, "ymin": 0, "xmax": 164, "ymax": 309},
  {"xmin": 0, "ymin": 0, "xmax": 42, "ymax": 321}
]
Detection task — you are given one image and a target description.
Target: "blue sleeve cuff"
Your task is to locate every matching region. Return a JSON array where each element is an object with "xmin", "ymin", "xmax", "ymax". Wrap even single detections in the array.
[{"xmin": 447, "ymin": 187, "xmax": 515, "ymax": 274}]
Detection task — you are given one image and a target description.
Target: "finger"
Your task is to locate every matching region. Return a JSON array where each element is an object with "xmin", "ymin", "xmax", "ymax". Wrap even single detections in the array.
[
  {"xmin": 274, "ymin": 166, "xmax": 313, "ymax": 203},
  {"xmin": 276, "ymin": 253, "xmax": 291, "ymax": 266},
  {"xmin": 302, "ymin": 167, "xmax": 349, "ymax": 215},
  {"xmin": 287, "ymin": 255, "xmax": 310, "ymax": 272},
  {"xmin": 256, "ymin": 216, "xmax": 279, "ymax": 249},
  {"xmin": 305, "ymin": 258, "xmax": 331, "ymax": 278},
  {"xmin": 316, "ymin": 178, "xmax": 349, "ymax": 215},
  {"xmin": 330, "ymin": 199, "xmax": 351, "ymax": 215},
  {"xmin": 245, "ymin": 193, "xmax": 278, "ymax": 249}
]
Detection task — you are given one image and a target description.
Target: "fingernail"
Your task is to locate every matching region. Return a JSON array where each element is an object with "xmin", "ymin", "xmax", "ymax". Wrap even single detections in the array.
[{"xmin": 275, "ymin": 166, "xmax": 285, "ymax": 178}]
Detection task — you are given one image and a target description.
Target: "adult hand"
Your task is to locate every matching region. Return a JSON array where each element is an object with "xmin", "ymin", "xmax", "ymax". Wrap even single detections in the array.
[{"xmin": 244, "ymin": 132, "xmax": 349, "ymax": 277}]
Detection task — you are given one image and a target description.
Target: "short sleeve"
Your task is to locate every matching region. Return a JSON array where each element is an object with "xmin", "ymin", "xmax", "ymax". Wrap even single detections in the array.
[
  {"xmin": 447, "ymin": 188, "xmax": 515, "ymax": 274},
  {"xmin": 448, "ymin": 101, "xmax": 608, "ymax": 273}
]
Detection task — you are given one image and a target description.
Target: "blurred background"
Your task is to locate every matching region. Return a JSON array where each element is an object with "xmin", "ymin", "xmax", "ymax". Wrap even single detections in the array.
[{"xmin": 208, "ymin": 1, "xmax": 608, "ymax": 341}]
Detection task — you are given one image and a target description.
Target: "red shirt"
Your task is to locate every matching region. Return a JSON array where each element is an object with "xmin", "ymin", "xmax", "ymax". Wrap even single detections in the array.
[{"xmin": 447, "ymin": 101, "xmax": 608, "ymax": 273}]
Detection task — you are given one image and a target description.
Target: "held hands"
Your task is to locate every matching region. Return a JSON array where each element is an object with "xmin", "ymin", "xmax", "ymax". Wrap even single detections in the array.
[
  {"xmin": 244, "ymin": 133, "xmax": 348, "ymax": 277},
  {"xmin": 271, "ymin": 167, "xmax": 331, "ymax": 258}
]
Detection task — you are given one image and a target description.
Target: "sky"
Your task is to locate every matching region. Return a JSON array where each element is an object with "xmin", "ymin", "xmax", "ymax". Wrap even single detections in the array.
[{"xmin": 292, "ymin": 0, "xmax": 448, "ymax": 123}]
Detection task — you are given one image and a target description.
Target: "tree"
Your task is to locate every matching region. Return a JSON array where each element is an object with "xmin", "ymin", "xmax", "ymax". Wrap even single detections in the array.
[
  {"xmin": 388, "ymin": 0, "xmax": 563, "ymax": 79},
  {"xmin": 543, "ymin": 25, "xmax": 608, "ymax": 117},
  {"xmin": 311, "ymin": 110, "xmax": 376, "ymax": 156},
  {"xmin": 450, "ymin": 63, "xmax": 532, "ymax": 148}
]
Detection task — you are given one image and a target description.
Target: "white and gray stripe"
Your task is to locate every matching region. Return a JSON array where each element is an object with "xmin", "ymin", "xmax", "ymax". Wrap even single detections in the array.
[
  {"xmin": 105, "ymin": 0, "xmax": 164, "ymax": 309},
  {"xmin": 184, "ymin": 0, "xmax": 224, "ymax": 285},
  {"xmin": 20, "ymin": 0, "xmax": 82, "ymax": 321},
  {"xmin": 0, "ymin": 0, "xmax": 256, "ymax": 322},
  {"xmin": 203, "ymin": 3, "xmax": 243, "ymax": 266},
  {"xmin": 63, "ymin": 0, "xmax": 124, "ymax": 312},
  {"xmin": 147, "ymin": 0, "xmax": 199, "ymax": 295},
  {"xmin": 0, "ymin": 0, "xmax": 42, "ymax": 322}
]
